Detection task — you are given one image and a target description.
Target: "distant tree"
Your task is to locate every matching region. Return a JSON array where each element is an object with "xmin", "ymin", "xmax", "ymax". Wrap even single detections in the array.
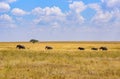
[{"xmin": 30, "ymin": 39, "xmax": 39, "ymax": 43}]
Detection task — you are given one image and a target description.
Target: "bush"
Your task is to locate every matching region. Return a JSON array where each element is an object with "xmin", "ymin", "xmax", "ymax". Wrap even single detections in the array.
[{"xmin": 30, "ymin": 39, "xmax": 39, "ymax": 43}]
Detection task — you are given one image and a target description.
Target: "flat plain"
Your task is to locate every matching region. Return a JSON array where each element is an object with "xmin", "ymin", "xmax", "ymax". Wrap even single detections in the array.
[{"xmin": 0, "ymin": 42, "xmax": 120, "ymax": 79}]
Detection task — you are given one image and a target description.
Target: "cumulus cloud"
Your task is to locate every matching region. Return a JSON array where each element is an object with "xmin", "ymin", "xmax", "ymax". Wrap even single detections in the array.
[
  {"xmin": 7, "ymin": 0, "xmax": 16, "ymax": 3},
  {"xmin": 66, "ymin": 1, "xmax": 86, "ymax": 24},
  {"xmin": 66, "ymin": 12, "xmax": 85, "ymax": 25},
  {"xmin": 0, "ymin": 14, "xmax": 16, "ymax": 27},
  {"xmin": 0, "ymin": 14, "xmax": 13, "ymax": 22},
  {"xmin": 92, "ymin": 11, "xmax": 112, "ymax": 23},
  {"xmin": 69, "ymin": 1, "xmax": 86, "ymax": 13},
  {"xmin": 0, "ymin": 2, "xmax": 10, "ymax": 12},
  {"xmin": 110, "ymin": 9, "xmax": 120, "ymax": 24},
  {"xmin": 89, "ymin": 2, "xmax": 120, "ymax": 24},
  {"xmin": 101, "ymin": 0, "xmax": 120, "ymax": 8},
  {"xmin": 11, "ymin": 8, "xmax": 28, "ymax": 16},
  {"xmin": 31, "ymin": 1, "xmax": 87, "ymax": 27},
  {"xmin": 0, "ymin": 0, "xmax": 120, "ymax": 41},
  {"xmin": 0, "ymin": 0, "xmax": 17, "ymax": 3},
  {"xmin": 32, "ymin": 6, "xmax": 64, "ymax": 16},
  {"xmin": 32, "ymin": 6, "xmax": 66, "ymax": 26},
  {"xmin": 89, "ymin": 3, "xmax": 112, "ymax": 23},
  {"xmin": 44, "ymin": 7, "xmax": 64, "ymax": 16},
  {"xmin": 88, "ymin": 3, "xmax": 102, "ymax": 13},
  {"xmin": 31, "ymin": 7, "xmax": 43, "ymax": 16}
]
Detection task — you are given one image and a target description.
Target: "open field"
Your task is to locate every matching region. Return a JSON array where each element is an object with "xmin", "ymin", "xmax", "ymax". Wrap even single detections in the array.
[{"xmin": 0, "ymin": 42, "xmax": 120, "ymax": 79}]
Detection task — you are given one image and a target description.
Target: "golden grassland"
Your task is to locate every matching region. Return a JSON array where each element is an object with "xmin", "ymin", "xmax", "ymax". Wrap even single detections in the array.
[{"xmin": 0, "ymin": 42, "xmax": 120, "ymax": 79}]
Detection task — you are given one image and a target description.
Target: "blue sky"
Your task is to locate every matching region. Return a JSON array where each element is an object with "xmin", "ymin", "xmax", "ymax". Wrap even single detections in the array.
[{"xmin": 0, "ymin": 0, "xmax": 120, "ymax": 41}]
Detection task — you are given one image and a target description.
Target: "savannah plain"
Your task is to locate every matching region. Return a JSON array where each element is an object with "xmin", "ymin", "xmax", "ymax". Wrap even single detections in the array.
[{"xmin": 0, "ymin": 42, "xmax": 120, "ymax": 79}]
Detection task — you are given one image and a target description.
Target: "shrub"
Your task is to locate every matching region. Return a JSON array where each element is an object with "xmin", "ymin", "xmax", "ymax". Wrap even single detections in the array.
[{"xmin": 30, "ymin": 39, "xmax": 39, "ymax": 43}]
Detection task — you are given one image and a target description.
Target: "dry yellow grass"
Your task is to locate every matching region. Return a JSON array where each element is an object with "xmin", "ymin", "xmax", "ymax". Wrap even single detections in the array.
[{"xmin": 0, "ymin": 42, "xmax": 120, "ymax": 79}]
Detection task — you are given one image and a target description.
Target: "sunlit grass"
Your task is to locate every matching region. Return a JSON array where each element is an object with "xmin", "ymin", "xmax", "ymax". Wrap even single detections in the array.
[{"xmin": 0, "ymin": 42, "xmax": 120, "ymax": 79}]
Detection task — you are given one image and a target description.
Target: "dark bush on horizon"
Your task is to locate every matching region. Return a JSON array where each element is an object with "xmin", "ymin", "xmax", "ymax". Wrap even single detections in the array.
[{"xmin": 30, "ymin": 39, "xmax": 39, "ymax": 43}]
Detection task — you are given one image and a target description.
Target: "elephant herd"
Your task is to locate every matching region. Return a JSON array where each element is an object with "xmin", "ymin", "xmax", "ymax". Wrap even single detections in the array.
[
  {"xmin": 16, "ymin": 44, "xmax": 108, "ymax": 51},
  {"xmin": 16, "ymin": 45, "xmax": 53, "ymax": 50},
  {"xmin": 78, "ymin": 47, "xmax": 108, "ymax": 51}
]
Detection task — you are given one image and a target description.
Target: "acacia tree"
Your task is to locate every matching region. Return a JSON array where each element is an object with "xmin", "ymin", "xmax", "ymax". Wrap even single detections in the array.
[{"xmin": 30, "ymin": 39, "xmax": 39, "ymax": 43}]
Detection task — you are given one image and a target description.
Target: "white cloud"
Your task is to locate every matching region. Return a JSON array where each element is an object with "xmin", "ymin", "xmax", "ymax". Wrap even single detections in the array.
[
  {"xmin": 69, "ymin": 1, "xmax": 86, "ymax": 13},
  {"xmin": 66, "ymin": 1, "xmax": 86, "ymax": 24},
  {"xmin": 101, "ymin": 0, "xmax": 120, "ymax": 8},
  {"xmin": 7, "ymin": 0, "xmax": 16, "ymax": 3},
  {"xmin": 66, "ymin": 12, "xmax": 85, "ymax": 25},
  {"xmin": 31, "ymin": 7, "xmax": 43, "ymax": 16},
  {"xmin": 0, "ymin": 0, "xmax": 17, "ymax": 3},
  {"xmin": 0, "ymin": 14, "xmax": 16, "ymax": 27},
  {"xmin": 11, "ymin": 8, "xmax": 28, "ymax": 16},
  {"xmin": 31, "ymin": 1, "xmax": 120, "ymax": 29},
  {"xmin": 32, "ymin": 6, "xmax": 64, "ymax": 16},
  {"xmin": 44, "ymin": 6, "xmax": 64, "ymax": 16},
  {"xmin": 89, "ymin": 3, "xmax": 112, "ymax": 23},
  {"xmin": 88, "ymin": 3, "xmax": 102, "ymax": 13},
  {"xmin": 0, "ymin": 14, "xmax": 13, "ymax": 22},
  {"xmin": 89, "ymin": 3, "xmax": 120, "ymax": 24},
  {"xmin": 114, "ymin": 9, "xmax": 120, "ymax": 18},
  {"xmin": 32, "ymin": 6, "xmax": 66, "ymax": 26},
  {"xmin": 0, "ymin": 2, "xmax": 10, "ymax": 12},
  {"xmin": 32, "ymin": 1, "xmax": 87, "ymax": 27},
  {"xmin": 92, "ymin": 11, "xmax": 112, "ymax": 23},
  {"xmin": 101, "ymin": 0, "xmax": 120, "ymax": 26},
  {"xmin": 111, "ymin": 9, "xmax": 120, "ymax": 23}
]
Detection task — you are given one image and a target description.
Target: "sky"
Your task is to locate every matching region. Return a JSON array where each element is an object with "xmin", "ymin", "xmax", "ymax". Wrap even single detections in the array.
[{"xmin": 0, "ymin": 0, "xmax": 120, "ymax": 41}]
